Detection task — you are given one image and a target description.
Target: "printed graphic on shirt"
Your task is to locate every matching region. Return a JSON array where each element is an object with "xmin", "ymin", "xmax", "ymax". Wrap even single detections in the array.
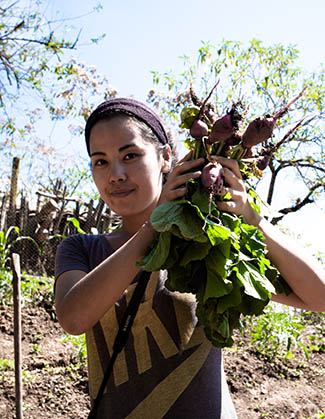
[{"xmin": 86, "ymin": 273, "xmax": 212, "ymax": 417}]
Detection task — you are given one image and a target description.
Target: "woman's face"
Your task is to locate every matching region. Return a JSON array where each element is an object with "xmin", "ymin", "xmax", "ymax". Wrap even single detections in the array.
[{"xmin": 89, "ymin": 117, "xmax": 170, "ymax": 222}]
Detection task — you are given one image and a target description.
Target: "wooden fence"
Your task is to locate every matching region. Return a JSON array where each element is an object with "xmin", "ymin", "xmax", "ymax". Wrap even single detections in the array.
[{"xmin": 0, "ymin": 158, "xmax": 120, "ymax": 276}]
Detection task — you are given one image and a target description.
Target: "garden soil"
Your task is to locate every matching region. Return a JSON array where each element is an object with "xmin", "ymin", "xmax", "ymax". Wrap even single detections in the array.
[{"xmin": 0, "ymin": 291, "xmax": 324, "ymax": 419}]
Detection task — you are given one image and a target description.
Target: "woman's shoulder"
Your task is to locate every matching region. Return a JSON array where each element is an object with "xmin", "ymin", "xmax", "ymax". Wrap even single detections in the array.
[
  {"xmin": 56, "ymin": 233, "xmax": 116, "ymax": 262},
  {"xmin": 55, "ymin": 232, "xmax": 115, "ymax": 279}
]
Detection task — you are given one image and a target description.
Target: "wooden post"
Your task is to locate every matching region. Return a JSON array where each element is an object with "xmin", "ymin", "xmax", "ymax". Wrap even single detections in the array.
[
  {"xmin": 7, "ymin": 157, "xmax": 20, "ymax": 229},
  {"xmin": 12, "ymin": 253, "xmax": 23, "ymax": 419},
  {"xmin": 0, "ymin": 194, "xmax": 8, "ymax": 231}
]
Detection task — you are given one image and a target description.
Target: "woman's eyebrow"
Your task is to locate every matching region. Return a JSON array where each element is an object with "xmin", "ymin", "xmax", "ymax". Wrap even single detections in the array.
[
  {"xmin": 90, "ymin": 143, "xmax": 137, "ymax": 157},
  {"xmin": 90, "ymin": 151, "xmax": 105, "ymax": 157},
  {"xmin": 119, "ymin": 143, "xmax": 136, "ymax": 152}
]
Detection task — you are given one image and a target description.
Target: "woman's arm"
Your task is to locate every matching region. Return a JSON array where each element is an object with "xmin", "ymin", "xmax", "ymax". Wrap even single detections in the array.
[
  {"xmin": 214, "ymin": 156, "xmax": 325, "ymax": 312},
  {"xmin": 55, "ymin": 221, "xmax": 157, "ymax": 335},
  {"xmin": 55, "ymin": 153, "xmax": 204, "ymax": 335}
]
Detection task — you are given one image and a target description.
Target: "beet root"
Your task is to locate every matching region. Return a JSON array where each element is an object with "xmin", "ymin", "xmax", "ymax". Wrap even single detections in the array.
[
  {"xmin": 190, "ymin": 119, "xmax": 209, "ymax": 140},
  {"xmin": 207, "ymin": 114, "xmax": 233, "ymax": 144},
  {"xmin": 256, "ymin": 153, "xmax": 272, "ymax": 170},
  {"xmin": 242, "ymin": 116, "xmax": 275, "ymax": 148},
  {"xmin": 201, "ymin": 162, "xmax": 224, "ymax": 194}
]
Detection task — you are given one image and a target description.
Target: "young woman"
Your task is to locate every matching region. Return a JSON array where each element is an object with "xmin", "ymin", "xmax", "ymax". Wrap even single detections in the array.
[{"xmin": 55, "ymin": 98, "xmax": 325, "ymax": 418}]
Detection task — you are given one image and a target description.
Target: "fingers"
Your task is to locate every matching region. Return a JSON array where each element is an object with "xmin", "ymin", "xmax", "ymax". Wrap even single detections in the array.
[
  {"xmin": 210, "ymin": 156, "xmax": 242, "ymax": 179},
  {"xmin": 211, "ymin": 156, "xmax": 249, "ymax": 216},
  {"xmin": 167, "ymin": 156, "xmax": 204, "ymax": 188},
  {"xmin": 159, "ymin": 155, "xmax": 204, "ymax": 205},
  {"xmin": 172, "ymin": 155, "xmax": 204, "ymax": 175},
  {"xmin": 210, "ymin": 156, "xmax": 245, "ymax": 194}
]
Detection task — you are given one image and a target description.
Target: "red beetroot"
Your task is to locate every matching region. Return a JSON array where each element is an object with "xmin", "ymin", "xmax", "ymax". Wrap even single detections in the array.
[
  {"xmin": 207, "ymin": 101, "xmax": 245, "ymax": 145},
  {"xmin": 208, "ymin": 114, "xmax": 233, "ymax": 144},
  {"xmin": 242, "ymin": 116, "xmax": 275, "ymax": 147},
  {"xmin": 226, "ymin": 133, "xmax": 242, "ymax": 146},
  {"xmin": 242, "ymin": 86, "xmax": 308, "ymax": 148},
  {"xmin": 190, "ymin": 119, "xmax": 209, "ymax": 140},
  {"xmin": 201, "ymin": 162, "xmax": 224, "ymax": 194},
  {"xmin": 256, "ymin": 153, "xmax": 272, "ymax": 171}
]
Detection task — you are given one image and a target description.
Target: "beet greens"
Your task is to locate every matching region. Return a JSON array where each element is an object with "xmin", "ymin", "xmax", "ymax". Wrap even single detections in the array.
[{"xmin": 139, "ymin": 84, "xmax": 307, "ymax": 348}]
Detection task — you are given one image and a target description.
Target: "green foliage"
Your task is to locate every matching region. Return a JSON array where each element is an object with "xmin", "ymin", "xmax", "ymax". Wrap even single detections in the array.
[
  {"xmin": 139, "ymin": 187, "xmax": 290, "ymax": 348},
  {"xmin": 0, "ymin": 267, "xmax": 54, "ymax": 307},
  {"xmin": 0, "ymin": 358, "xmax": 35, "ymax": 383},
  {"xmin": 0, "ymin": 269, "xmax": 12, "ymax": 305},
  {"xmin": 0, "ymin": 226, "xmax": 40, "ymax": 269},
  {"xmin": 303, "ymin": 311, "xmax": 325, "ymax": 354},
  {"xmin": 243, "ymin": 303, "xmax": 325, "ymax": 361},
  {"xmin": 67, "ymin": 217, "xmax": 87, "ymax": 235},
  {"xmin": 61, "ymin": 334, "xmax": 87, "ymax": 364},
  {"xmin": 246, "ymin": 304, "xmax": 307, "ymax": 360}
]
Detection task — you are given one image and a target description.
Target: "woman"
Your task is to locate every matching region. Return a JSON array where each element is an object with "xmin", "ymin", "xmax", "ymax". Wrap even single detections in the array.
[{"xmin": 55, "ymin": 98, "xmax": 325, "ymax": 418}]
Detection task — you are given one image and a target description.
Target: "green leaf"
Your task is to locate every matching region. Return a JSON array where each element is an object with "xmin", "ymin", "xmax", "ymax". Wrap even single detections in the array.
[
  {"xmin": 234, "ymin": 260, "xmax": 275, "ymax": 301},
  {"xmin": 139, "ymin": 232, "xmax": 171, "ymax": 271},
  {"xmin": 180, "ymin": 240, "xmax": 211, "ymax": 266},
  {"xmin": 166, "ymin": 264, "xmax": 193, "ymax": 293},
  {"xmin": 190, "ymin": 182, "xmax": 212, "ymax": 213},
  {"xmin": 179, "ymin": 105, "xmax": 200, "ymax": 129},
  {"xmin": 216, "ymin": 275, "xmax": 243, "ymax": 313},
  {"xmin": 205, "ymin": 223, "xmax": 231, "ymax": 247},
  {"xmin": 203, "ymin": 247, "xmax": 231, "ymax": 302},
  {"xmin": 68, "ymin": 217, "xmax": 86, "ymax": 234},
  {"xmin": 150, "ymin": 200, "xmax": 207, "ymax": 242}
]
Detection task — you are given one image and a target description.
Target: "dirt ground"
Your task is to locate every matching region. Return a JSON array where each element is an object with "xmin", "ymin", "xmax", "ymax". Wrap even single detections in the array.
[{"xmin": 0, "ymin": 291, "xmax": 324, "ymax": 419}]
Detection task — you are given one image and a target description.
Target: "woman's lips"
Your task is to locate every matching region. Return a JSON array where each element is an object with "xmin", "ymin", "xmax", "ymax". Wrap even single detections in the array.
[{"xmin": 109, "ymin": 188, "xmax": 134, "ymax": 198}]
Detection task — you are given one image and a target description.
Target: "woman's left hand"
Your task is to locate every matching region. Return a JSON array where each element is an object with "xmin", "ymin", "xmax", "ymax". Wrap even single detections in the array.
[{"xmin": 211, "ymin": 156, "xmax": 259, "ymax": 226}]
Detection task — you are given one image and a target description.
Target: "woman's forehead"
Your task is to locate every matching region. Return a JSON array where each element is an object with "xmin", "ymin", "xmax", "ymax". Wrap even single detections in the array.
[{"xmin": 89, "ymin": 117, "xmax": 149, "ymax": 152}]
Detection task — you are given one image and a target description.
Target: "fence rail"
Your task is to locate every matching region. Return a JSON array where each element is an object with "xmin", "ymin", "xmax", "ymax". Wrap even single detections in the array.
[{"xmin": 1, "ymin": 158, "xmax": 120, "ymax": 276}]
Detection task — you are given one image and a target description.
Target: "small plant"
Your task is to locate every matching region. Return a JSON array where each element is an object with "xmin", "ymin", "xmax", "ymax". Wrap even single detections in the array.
[
  {"xmin": 244, "ymin": 303, "xmax": 308, "ymax": 360},
  {"xmin": 0, "ymin": 269, "xmax": 13, "ymax": 305},
  {"xmin": 0, "ymin": 226, "xmax": 40, "ymax": 269},
  {"xmin": 0, "ymin": 358, "xmax": 14, "ymax": 382},
  {"xmin": 0, "ymin": 269, "xmax": 55, "ymax": 307},
  {"xmin": 61, "ymin": 333, "xmax": 87, "ymax": 364}
]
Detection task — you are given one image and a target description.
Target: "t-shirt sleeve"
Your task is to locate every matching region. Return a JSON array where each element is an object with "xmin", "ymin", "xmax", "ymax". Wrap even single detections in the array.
[{"xmin": 55, "ymin": 234, "xmax": 91, "ymax": 280}]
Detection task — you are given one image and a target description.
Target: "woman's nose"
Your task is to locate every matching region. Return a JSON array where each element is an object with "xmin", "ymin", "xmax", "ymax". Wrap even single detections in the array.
[{"xmin": 109, "ymin": 161, "xmax": 127, "ymax": 183}]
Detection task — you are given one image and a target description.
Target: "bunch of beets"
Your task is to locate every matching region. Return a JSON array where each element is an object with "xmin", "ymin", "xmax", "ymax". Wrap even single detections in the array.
[{"xmin": 139, "ymin": 84, "xmax": 307, "ymax": 348}]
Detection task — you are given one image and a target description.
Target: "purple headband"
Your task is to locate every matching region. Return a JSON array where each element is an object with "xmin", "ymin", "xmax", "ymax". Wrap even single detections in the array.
[{"xmin": 85, "ymin": 97, "xmax": 169, "ymax": 155}]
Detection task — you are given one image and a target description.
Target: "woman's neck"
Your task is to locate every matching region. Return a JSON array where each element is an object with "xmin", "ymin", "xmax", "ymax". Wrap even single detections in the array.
[{"xmin": 119, "ymin": 213, "xmax": 150, "ymax": 237}]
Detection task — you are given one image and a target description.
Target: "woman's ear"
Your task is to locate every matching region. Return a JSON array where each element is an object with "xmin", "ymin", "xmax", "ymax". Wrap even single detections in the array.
[{"xmin": 161, "ymin": 145, "xmax": 172, "ymax": 173}]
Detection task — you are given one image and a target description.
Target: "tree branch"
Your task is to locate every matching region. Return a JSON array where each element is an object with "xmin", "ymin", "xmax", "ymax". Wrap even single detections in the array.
[{"xmin": 271, "ymin": 183, "xmax": 324, "ymax": 224}]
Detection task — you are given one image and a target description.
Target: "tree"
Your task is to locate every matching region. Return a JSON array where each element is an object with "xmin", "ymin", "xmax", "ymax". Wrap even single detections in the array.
[
  {"xmin": 147, "ymin": 39, "xmax": 325, "ymax": 224},
  {"xmin": 0, "ymin": 0, "xmax": 117, "ymax": 192}
]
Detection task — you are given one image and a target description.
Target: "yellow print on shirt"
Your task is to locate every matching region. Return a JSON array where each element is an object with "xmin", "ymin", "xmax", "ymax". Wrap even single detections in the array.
[{"xmin": 86, "ymin": 273, "xmax": 210, "ymax": 400}]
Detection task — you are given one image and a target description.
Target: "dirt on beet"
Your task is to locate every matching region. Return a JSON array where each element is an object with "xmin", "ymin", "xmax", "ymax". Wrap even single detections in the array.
[{"xmin": 0, "ymin": 287, "xmax": 324, "ymax": 419}]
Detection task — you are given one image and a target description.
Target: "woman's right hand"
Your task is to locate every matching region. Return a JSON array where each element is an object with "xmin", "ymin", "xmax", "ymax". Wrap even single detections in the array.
[{"xmin": 158, "ymin": 151, "xmax": 204, "ymax": 206}]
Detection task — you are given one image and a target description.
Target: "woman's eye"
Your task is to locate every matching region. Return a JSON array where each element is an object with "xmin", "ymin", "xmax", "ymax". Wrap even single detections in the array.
[
  {"xmin": 124, "ymin": 152, "xmax": 138, "ymax": 160},
  {"xmin": 93, "ymin": 159, "xmax": 107, "ymax": 167}
]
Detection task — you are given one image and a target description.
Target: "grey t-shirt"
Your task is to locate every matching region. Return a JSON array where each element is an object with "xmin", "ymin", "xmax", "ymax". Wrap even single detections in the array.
[{"xmin": 55, "ymin": 233, "xmax": 237, "ymax": 418}]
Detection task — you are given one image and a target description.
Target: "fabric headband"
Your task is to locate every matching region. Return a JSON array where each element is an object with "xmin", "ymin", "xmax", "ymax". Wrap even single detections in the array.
[{"xmin": 84, "ymin": 97, "xmax": 169, "ymax": 155}]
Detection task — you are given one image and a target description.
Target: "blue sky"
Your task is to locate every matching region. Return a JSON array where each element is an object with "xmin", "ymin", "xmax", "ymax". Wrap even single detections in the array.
[
  {"xmin": 52, "ymin": 0, "xmax": 324, "ymax": 101},
  {"xmin": 48, "ymin": 0, "xmax": 325, "ymax": 253}
]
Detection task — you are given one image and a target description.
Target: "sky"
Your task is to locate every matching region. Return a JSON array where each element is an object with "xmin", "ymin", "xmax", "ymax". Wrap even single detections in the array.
[
  {"xmin": 47, "ymin": 0, "xmax": 325, "ymax": 253},
  {"xmin": 52, "ymin": 0, "xmax": 325, "ymax": 101}
]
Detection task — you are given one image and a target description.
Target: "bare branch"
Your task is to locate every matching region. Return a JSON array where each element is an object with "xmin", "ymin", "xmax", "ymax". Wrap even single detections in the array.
[{"xmin": 271, "ymin": 183, "xmax": 324, "ymax": 224}]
